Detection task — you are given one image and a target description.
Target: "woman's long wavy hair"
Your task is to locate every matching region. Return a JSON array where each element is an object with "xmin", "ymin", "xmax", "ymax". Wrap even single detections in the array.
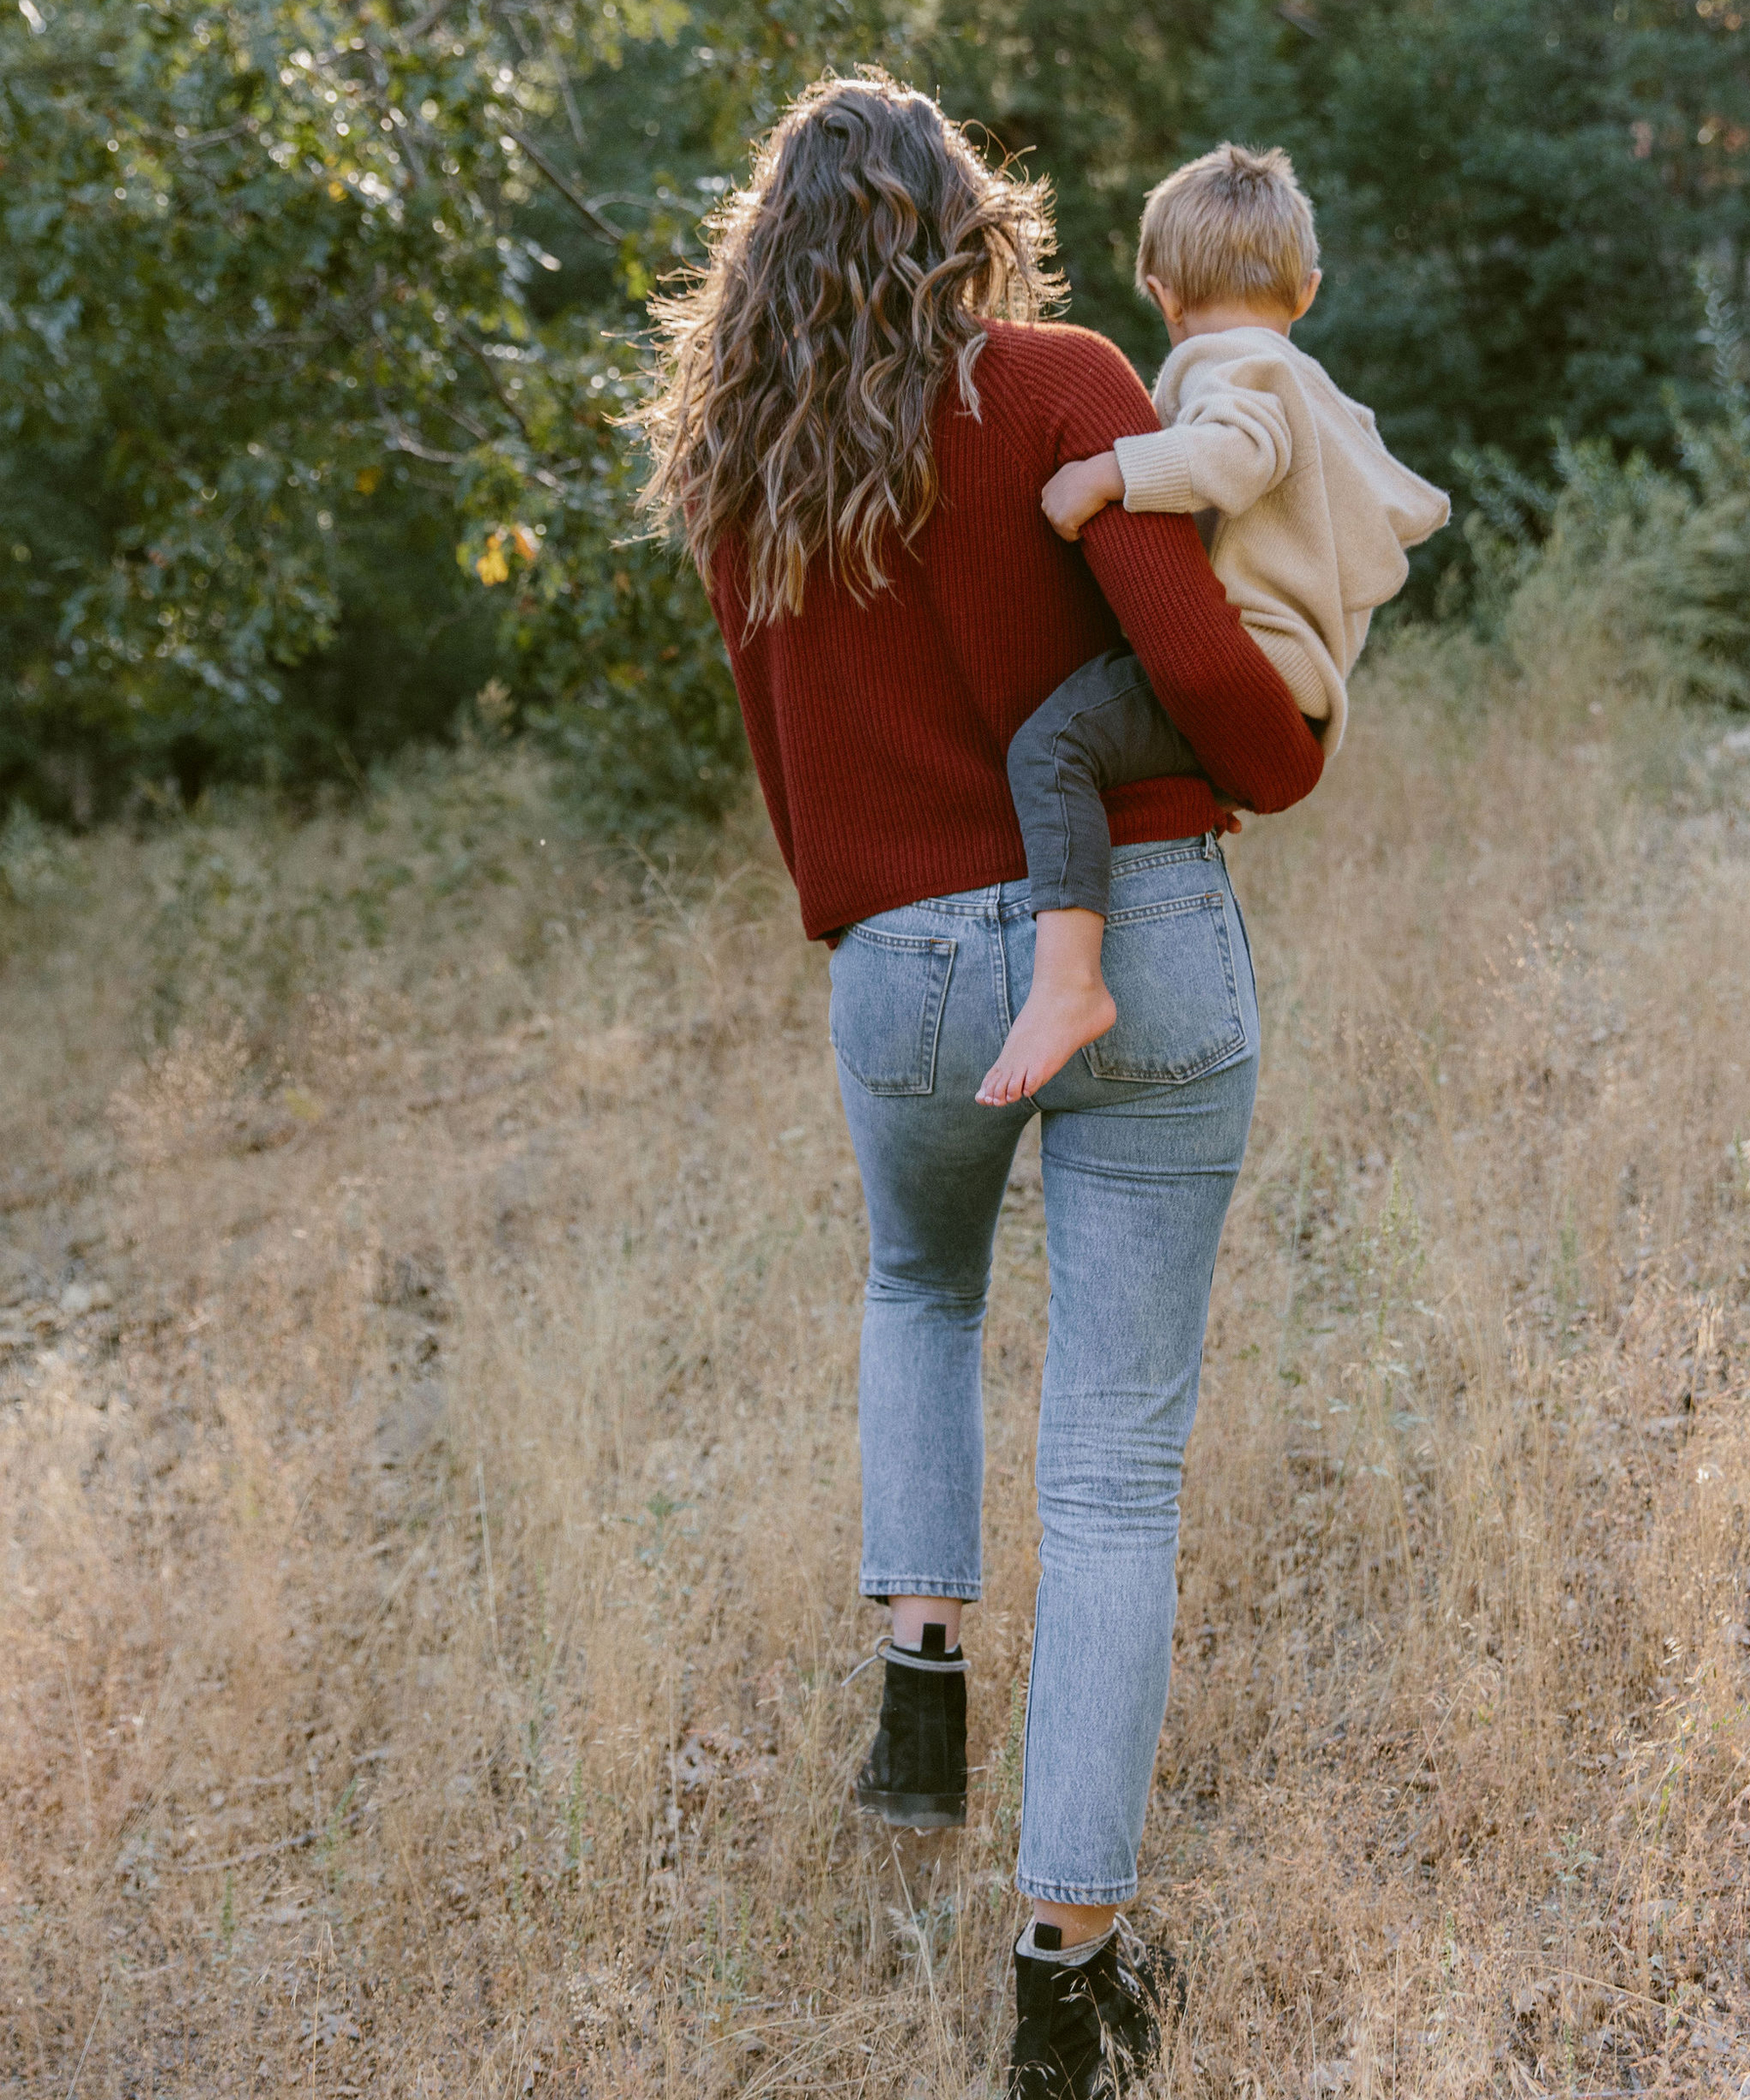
[{"xmin": 640, "ymin": 72, "xmax": 1061, "ymax": 626}]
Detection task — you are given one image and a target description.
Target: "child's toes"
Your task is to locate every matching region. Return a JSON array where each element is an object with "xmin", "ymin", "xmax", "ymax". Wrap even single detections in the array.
[{"xmin": 984, "ymin": 1069, "xmax": 1017, "ymax": 1105}]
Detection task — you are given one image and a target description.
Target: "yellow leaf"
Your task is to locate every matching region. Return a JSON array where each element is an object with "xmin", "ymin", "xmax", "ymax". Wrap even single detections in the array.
[
  {"xmin": 355, "ymin": 466, "xmax": 382, "ymax": 496},
  {"xmin": 328, "ymin": 180, "xmax": 346, "ymax": 201},
  {"xmin": 476, "ymin": 535, "xmax": 510, "ymax": 586},
  {"xmin": 511, "ymin": 523, "xmax": 539, "ymax": 563}
]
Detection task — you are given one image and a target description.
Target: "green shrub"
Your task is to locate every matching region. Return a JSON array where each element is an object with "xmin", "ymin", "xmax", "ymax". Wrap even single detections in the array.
[
  {"xmin": 453, "ymin": 344, "xmax": 746, "ymax": 834},
  {"xmin": 1466, "ymin": 275, "xmax": 1750, "ymax": 709}
]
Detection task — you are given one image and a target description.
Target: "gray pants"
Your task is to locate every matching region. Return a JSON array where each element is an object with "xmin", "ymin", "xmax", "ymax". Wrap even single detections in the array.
[{"xmin": 1006, "ymin": 648, "xmax": 1204, "ymax": 917}]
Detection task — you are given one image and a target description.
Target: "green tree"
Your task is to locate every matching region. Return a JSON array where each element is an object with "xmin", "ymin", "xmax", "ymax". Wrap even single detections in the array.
[
  {"xmin": 1191, "ymin": 0, "xmax": 1750, "ymax": 489},
  {"xmin": 924, "ymin": 0, "xmax": 1214, "ymax": 360},
  {"xmin": 4, "ymin": 0, "xmax": 1746, "ymax": 827},
  {"xmin": 0, "ymin": 0, "xmax": 749, "ymax": 823}
]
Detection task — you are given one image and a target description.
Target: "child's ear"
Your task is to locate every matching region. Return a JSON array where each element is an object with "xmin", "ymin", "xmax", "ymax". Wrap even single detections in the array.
[
  {"xmin": 1292, "ymin": 270, "xmax": 1323, "ymax": 322},
  {"xmin": 1144, "ymin": 275, "xmax": 1185, "ymax": 329}
]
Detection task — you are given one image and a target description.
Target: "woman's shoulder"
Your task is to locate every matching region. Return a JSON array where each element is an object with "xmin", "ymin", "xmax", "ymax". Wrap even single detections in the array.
[
  {"xmin": 981, "ymin": 317, "xmax": 1147, "ymax": 390},
  {"xmin": 976, "ymin": 319, "xmax": 1158, "ymax": 444}
]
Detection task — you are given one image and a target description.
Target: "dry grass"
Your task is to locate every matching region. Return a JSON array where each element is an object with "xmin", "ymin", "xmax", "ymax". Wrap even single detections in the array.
[{"xmin": 4, "ymin": 633, "xmax": 1750, "ymax": 2098}]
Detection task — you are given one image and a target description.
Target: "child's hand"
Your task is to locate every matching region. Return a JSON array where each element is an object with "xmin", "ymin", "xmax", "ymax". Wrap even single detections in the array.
[{"xmin": 1041, "ymin": 452, "xmax": 1125, "ymax": 542}]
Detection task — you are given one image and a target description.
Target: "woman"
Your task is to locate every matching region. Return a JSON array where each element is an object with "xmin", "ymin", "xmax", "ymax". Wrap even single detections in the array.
[{"xmin": 645, "ymin": 72, "xmax": 1322, "ymax": 2098}]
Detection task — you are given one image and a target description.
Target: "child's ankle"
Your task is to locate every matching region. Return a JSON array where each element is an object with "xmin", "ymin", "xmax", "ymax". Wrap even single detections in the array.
[
  {"xmin": 1030, "ymin": 961, "xmax": 1107, "ymax": 1001},
  {"xmin": 1032, "ymin": 906, "xmax": 1107, "ymax": 990}
]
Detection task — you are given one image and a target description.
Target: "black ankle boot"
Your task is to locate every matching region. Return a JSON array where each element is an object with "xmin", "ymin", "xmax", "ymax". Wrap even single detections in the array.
[
  {"xmin": 1005, "ymin": 1921, "xmax": 1185, "ymax": 2099},
  {"xmin": 851, "ymin": 1624, "xmax": 968, "ymax": 1829}
]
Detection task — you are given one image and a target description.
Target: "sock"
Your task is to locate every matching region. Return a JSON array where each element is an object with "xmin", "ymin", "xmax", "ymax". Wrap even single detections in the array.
[
  {"xmin": 893, "ymin": 1621, "xmax": 963, "ymax": 1660},
  {"xmin": 1018, "ymin": 1918, "xmax": 1118, "ymax": 1966}
]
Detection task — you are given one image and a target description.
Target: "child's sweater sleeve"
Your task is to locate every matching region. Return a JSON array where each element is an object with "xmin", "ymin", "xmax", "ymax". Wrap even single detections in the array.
[{"xmin": 1110, "ymin": 374, "xmax": 1293, "ymax": 516}]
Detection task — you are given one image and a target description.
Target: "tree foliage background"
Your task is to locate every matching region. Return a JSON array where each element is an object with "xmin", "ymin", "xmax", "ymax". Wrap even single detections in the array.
[{"xmin": 2, "ymin": 0, "xmax": 1746, "ymax": 828}]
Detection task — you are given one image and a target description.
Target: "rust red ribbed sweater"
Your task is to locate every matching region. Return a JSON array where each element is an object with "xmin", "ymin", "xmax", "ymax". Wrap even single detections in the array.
[{"xmin": 708, "ymin": 319, "xmax": 1325, "ymax": 942}]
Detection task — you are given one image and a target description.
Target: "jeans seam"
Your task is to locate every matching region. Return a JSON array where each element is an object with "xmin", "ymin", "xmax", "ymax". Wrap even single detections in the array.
[
  {"xmin": 843, "ymin": 924, "xmax": 954, "ymax": 955},
  {"xmin": 908, "ymin": 886, "xmax": 1004, "ymax": 919},
  {"xmin": 990, "ymin": 907, "xmax": 1014, "ymax": 1038},
  {"xmin": 1228, "ymin": 881, "xmax": 1257, "ymax": 1008},
  {"xmin": 920, "ymin": 942, "xmax": 956, "ymax": 1097},
  {"xmin": 1109, "ymin": 837, "xmax": 1214, "ymax": 878},
  {"xmin": 1018, "ymin": 1571, "xmax": 1045, "ymax": 1895},
  {"xmin": 1103, "ymin": 888, "xmax": 1228, "ymax": 928}
]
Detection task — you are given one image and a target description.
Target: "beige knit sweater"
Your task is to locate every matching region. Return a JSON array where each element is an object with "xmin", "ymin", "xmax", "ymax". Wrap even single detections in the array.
[{"xmin": 1110, "ymin": 327, "xmax": 1450, "ymax": 752}]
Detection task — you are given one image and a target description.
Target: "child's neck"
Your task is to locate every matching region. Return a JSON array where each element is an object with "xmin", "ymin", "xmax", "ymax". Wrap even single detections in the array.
[{"xmin": 1168, "ymin": 301, "xmax": 1296, "ymax": 347}]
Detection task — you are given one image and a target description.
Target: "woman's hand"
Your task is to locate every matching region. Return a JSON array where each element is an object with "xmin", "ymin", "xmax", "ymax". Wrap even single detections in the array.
[{"xmin": 1041, "ymin": 452, "xmax": 1125, "ymax": 542}]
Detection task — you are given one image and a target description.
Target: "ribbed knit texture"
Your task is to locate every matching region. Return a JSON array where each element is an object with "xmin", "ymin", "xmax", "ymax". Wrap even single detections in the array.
[
  {"xmin": 1111, "ymin": 424, "xmax": 1197, "ymax": 514},
  {"xmin": 708, "ymin": 320, "xmax": 1326, "ymax": 943}
]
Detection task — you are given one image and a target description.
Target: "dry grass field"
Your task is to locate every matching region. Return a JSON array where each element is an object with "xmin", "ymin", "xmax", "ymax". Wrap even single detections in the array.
[{"xmin": 4, "ymin": 620, "xmax": 1750, "ymax": 2097}]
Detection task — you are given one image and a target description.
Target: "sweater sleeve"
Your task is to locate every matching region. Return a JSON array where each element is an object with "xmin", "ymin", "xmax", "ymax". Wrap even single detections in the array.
[
  {"xmin": 1054, "ymin": 335, "xmax": 1324, "ymax": 815},
  {"xmin": 1112, "ymin": 381, "xmax": 1293, "ymax": 516}
]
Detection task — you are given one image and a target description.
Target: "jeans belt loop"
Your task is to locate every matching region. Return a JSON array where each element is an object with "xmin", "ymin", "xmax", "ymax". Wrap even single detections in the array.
[{"xmin": 1202, "ymin": 831, "xmax": 1217, "ymax": 860}]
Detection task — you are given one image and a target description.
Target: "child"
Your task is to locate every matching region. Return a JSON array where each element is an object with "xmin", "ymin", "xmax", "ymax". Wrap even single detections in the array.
[{"xmin": 976, "ymin": 143, "xmax": 1449, "ymax": 1107}]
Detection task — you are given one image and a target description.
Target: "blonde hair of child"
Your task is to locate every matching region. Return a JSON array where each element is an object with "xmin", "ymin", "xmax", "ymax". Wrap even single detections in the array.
[{"xmin": 1135, "ymin": 142, "xmax": 1319, "ymax": 313}]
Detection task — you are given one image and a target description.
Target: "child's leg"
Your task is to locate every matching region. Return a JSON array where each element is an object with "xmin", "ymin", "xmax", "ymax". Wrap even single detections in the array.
[
  {"xmin": 976, "ymin": 654, "xmax": 1204, "ymax": 1107},
  {"xmin": 1005, "ymin": 649, "xmax": 1205, "ymax": 920},
  {"xmin": 976, "ymin": 908, "xmax": 1114, "ymax": 1105}
]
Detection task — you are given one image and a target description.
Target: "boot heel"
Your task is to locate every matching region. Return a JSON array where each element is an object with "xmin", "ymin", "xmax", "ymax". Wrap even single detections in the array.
[
  {"xmin": 852, "ymin": 1784, "xmax": 966, "ymax": 1829},
  {"xmin": 849, "ymin": 1626, "xmax": 969, "ymax": 1830}
]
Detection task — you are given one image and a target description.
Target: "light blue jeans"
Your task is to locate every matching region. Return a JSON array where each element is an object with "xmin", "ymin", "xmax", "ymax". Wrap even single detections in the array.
[{"xmin": 829, "ymin": 836, "xmax": 1259, "ymax": 1904}]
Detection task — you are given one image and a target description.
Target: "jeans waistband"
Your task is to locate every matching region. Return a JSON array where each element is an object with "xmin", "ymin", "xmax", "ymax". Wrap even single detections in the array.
[{"xmin": 910, "ymin": 835, "xmax": 1222, "ymax": 921}]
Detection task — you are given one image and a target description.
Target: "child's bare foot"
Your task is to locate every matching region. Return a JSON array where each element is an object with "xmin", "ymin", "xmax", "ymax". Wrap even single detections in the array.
[
  {"xmin": 976, "ymin": 906, "xmax": 1116, "ymax": 1106},
  {"xmin": 976, "ymin": 976, "xmax": 1116, "ymax": 1104}
]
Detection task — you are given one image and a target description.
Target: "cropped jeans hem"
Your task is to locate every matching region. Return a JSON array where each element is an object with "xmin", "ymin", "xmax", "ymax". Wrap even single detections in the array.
[
  {"xmin": 1014, "ymin": 1873, "xmax": 1139, "ymax": 1907},
  {"xmin": 859, "ymin": 1578, "xmax": 982, "ymax": 1601}
]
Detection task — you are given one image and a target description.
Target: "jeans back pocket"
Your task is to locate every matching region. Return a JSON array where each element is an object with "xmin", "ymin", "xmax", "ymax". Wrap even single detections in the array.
[
  {"xmin": 830, "ymin": 924, "xmax": 957, "ymax": 1096},
  {"xmin": 1084, "ymin": 890, "xmax": 1247, "ymax": 1085}
]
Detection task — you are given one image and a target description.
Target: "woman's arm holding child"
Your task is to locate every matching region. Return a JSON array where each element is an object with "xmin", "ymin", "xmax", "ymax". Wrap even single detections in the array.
[{"xmin": 1040, "ymin": 375, "xmax": 1294, "ymax": 542}]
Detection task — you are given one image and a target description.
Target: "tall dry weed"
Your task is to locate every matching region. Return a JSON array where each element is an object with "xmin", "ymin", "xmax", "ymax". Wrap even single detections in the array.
[{"xmin": 2, "ymin": 635, "xmax": 1748, "ymax": 2096}]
